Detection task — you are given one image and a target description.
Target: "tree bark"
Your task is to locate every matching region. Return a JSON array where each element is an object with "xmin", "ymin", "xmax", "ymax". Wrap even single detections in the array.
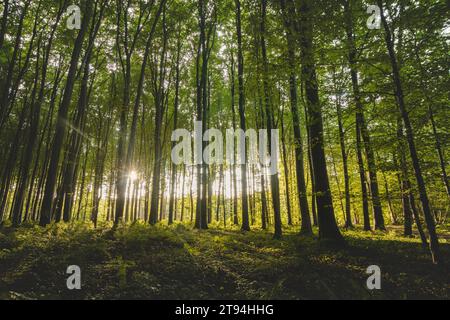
[
  {"xmin": 280, "ymin": 112, "xmax": 293, "ymax": 226},
  {"xmin": 149, "ymin": 3, "xmax": 169, "ymax": 225},
  {"xmin": 378, "ymin": 0, "xmax": 440, "ymax": 263},
  {"xmin": 280, "ymin": 0, "xmax": 312, "ymax": 234},
  {"xmin": 297, "ymin": 0, "xmax": 344, "ymax": 244},
  {"xmin": 229, "ymin": 52, "xmax": 239, "ymax": 226},
  {"xmin": 235, "ymin": 0, "xmax": 250, "ymax": 231},
  {"xmin": 0, "ymin": 0, "xmax": 9, "ymax": 52},
  {"xmin": 169, "ymin": 33, "xmax": 182, "ymax": 225},
  {"xmin": 261, "ymin": 0, "xmax": 282, "ymax": 239},
  {"xmin": 332, "ymin": 68, "xmax": 353, "ymax": 229},
  {"xmin": 39, "ymin": 0, "xmax": 93, "ymax": 226},
  {"xmin": 343, "ymin": 0, "xmax": 385, "ymax": 230}
]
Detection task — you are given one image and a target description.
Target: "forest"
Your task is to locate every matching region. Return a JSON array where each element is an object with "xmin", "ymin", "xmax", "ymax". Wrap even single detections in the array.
[{"xmin": 0, "ymin": 0, "xmax": 449, "ymax": 300}]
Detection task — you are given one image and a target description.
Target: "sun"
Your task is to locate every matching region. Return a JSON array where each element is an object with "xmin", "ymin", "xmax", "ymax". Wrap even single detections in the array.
[{"xmin": 129, "ymin": 170, "xmax": 138, "ymax": 182}]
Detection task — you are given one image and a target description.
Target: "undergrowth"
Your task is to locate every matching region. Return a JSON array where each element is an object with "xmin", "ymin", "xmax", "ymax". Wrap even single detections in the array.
[{"xmin": 0, "ymin": 222, "xmax": 448, "ymax": 300}]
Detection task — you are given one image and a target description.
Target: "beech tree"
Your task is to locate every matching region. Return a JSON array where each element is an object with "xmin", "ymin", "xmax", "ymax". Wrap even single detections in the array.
[{"xmin": 0, "ymin": 0, "xmax": 447, "ymax": 266}]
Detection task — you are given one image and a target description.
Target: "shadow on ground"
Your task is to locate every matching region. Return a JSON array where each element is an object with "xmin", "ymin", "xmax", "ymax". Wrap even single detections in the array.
[{"xmin": 0, "ymin": 222, "xmax": 448, "ymax": 300}]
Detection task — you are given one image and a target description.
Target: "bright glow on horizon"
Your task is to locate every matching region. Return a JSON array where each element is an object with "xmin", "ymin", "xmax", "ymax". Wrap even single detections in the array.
[{"xmin": 129, "ymin": 171, "xmax": 138, "ymax": 183}]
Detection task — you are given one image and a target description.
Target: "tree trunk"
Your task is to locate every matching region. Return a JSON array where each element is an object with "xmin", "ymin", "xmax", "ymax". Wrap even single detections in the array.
[
  {"xmin": 229, "ymin": 52, "xmax": 239, "ymax": 226},
  {"xmin": 280, "ymin": 113, "xmax": 293, "ymax": 226},
  {"xmin": 169, "ymin": 35, "xmax": 182, "ymax": 225},
  {"xmin": 39, "ymin": 0, "xmax": 93, "ymax": 226},
  {"xmin": 235, "ymin": 0, "xmax": 250, "ymax": 231},
  {"xmin": 149, "ymin": 4, "xmax": 169, "ymax": 225},
  {"xmin": 280, "ymin": 0, "xmax": 312, "ymax": 234},
  {"xmin": 0, "ymin": 0, "xmax": 9, "ymax": 52},
  {"xmin": 0, "ymin": 98, "xmax": 29, "ymax": 221},
  {"xmin": 343, "ymin": 0, "xmax": 384, "ymax": 231},
  {"xmin": 11, "ymin": 41, "xmax": 42, "ymax": 226},
  {"xmin": 297, "ymin": 0, "xmax": 344, "ymax": 244},
  {"xmin": 332, "ymin": 68, "xmax": 353, "ymax": 229},
  {"xmin": 261, "ymin": 0, "xmax": 282, "ymax": 239},
  {"xmin": 378, "ymin": 0, "xmax": 440, "ymax": 264},
  {"xmin": 0, "ymin": 1, "xmax": 30, "ymax": 127},
  {"xmin": 412, "ymin": 39, "xmax": 450, "ymax": 200}
]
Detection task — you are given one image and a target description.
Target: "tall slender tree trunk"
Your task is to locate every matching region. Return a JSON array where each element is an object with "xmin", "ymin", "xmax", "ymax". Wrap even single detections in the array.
[
  {"xmin": 261, "ymin": 0, "xmax": 282, "ymax": 239},
  {"xmin": 114, "ymin": 0, "xmax": 163, "ymax": 227},
  {"xmin": 11, "ymin": 4, "xmax": 65, "ymax": 226},
  {"xmin": 229, "ymin": 53, "xmax": 239, "ymax": 226},
  {"xmin": 380, "ymin": 165, "xmax": 397, "ymax": 225},
  {"xmin": 0, "ymin": 0, "xmax": 9, "ymax": 52},
  {"xmin": 180, "ymin": 165, "xmax": 186, "ymax": 222},
  {"xmin": 428, "ymin": 106, "xmax": 450, "ymax": 200},
  {"xmin": 378, "ymin": 0, "xmax": 440, "ymax": 264},
  {"xmin": 169, "ymin": 36, "xmax": 182, "ymax": 225},
  {"xmin": 409, "ymin": 189, "xmax": 428, "ymax": 249},
  {"xmin": 0, "ymin": 97, "xmax": 29, "ymax": 221},
  {"xmin": 356, "ymin": 120, "xmax": 371, "ymax": 231},
  {"xmin": 412, "ymin": 41, "xmax": 450, "ymax": 200},
  {"xmin": 302, "ymin": 97, "xmax": 318, "ymax": 226},
  {"xmin": 280, "ymin": 0, "xmax": 312, "ymax": 234},
  {"xmin": 11, "ymin": 40, "xmax": 42, "ymax": 226},
  {"xmin": 343, "ymin": 0, "xmax": 384, "ymax": 231},
  {"xmin": 332, "ymin": 68, "xmax": 353, "ymax": 229},
  {"xmin": 39, "ymin": 0, "xmax": 93, "ymax": 226},
  {"xmin": 215, "ymin": 165, "xmax": 223, "ymax": 222},
  {"xmin": 397, "ymin": 118, "xmax": 413, "ymax": 236},
  {"xmin": 235, "ymin": 0, "xmax": 250, "ymax": 231},
  {"xmin": 280, "ymin": 114, "xmax": 293, "ymax": 226},
  {"xmin": 0, "ymin": 1, "xmax": 30, "ymax": 127},
  {"xmin": 76, "ymin": 145, "xmax": 90, "ymax": 221}
]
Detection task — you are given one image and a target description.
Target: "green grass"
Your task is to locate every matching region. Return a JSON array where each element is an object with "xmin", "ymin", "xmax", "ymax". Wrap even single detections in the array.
[{"xmin": 0, "ymin": 222, "xmax": 448, "ymax": 300}]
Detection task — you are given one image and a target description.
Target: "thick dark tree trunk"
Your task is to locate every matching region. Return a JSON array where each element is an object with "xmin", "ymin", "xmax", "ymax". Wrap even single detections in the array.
[{"xmin": 297, "ymin": 0, "xmax": 344, "ymax": 244}]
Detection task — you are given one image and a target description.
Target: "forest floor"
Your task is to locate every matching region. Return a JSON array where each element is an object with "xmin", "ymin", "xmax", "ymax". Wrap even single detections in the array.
[{"xmin": 0, "ymin": 222, "xmax": 449, "ymax": 300}]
